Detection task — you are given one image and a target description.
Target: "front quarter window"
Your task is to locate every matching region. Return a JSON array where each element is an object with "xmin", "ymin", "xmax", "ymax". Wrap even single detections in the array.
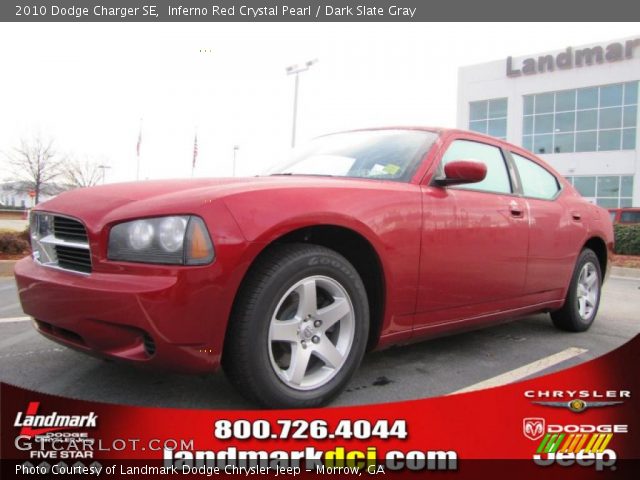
[
  {"xmin": 439, "ymin": 139, "xmax": 512, "ymax": 194},
  {"xmin": 270, "ymin": 130, "xmax": 437, "ymax": 182}
]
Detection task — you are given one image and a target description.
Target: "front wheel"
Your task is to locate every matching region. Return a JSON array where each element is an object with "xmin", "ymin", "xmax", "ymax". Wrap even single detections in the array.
[
  {"xmin": 222, "ymin": 243, "xmax": 369, "ymax": 408},
  {"xmin": 551, "ymin": 248, "xmax": 602, "ymax": 332}
]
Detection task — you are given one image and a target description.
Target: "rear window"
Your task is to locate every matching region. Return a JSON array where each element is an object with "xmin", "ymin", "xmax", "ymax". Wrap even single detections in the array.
[{"xmin": 511, "ymin": 152, "xmax": 560, "ymax": 200}]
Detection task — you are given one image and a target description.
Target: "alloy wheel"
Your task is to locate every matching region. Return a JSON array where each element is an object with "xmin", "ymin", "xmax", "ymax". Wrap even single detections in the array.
[
  {"xmin": 576, "ymin": 262, "xmax": 599, "ymax": 321},
  {"xmin": 268, "ymin": 275, "xmax": 355, "ymax": 391}
]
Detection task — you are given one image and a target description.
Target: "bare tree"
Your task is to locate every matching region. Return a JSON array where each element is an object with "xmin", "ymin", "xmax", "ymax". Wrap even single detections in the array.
[
  {"xmin": 5, "ymin": 134, "xmax": 64, "ymax": 204},
  {"xmin": 63, "ymin": 157, "xmax": 105, "ymax": 188}
]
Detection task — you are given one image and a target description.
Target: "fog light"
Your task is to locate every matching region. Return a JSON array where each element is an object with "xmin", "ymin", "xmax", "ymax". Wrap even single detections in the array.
[{"xmin": 143, "ymin": 334, "xmax": 156, "ymax": 356}]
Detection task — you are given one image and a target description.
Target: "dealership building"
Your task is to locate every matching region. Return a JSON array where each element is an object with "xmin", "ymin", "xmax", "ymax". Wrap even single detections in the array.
[{"xmin": 457, "ymin": 36, "xmax": 640, "ymax": 208}]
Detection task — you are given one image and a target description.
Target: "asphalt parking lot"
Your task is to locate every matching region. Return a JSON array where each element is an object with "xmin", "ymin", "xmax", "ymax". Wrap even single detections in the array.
[{"xmin": 0, "ymin": 274, "xmax": 638, "ymax": 409}]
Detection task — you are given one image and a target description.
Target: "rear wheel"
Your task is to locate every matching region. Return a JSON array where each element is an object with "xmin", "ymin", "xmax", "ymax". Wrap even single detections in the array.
[
  {"xmin": 222, "ymin": 243, "xmax": 369, "ymax": 408},
  {"xmin": 551, "ymin": 248, "xmax": 602, "ymax": 332}
]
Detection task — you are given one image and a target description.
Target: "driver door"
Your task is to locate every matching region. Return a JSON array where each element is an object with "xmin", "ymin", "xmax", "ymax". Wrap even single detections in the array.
[{"xmin": 415, "ymin": 137, "xmax": 529, "ymax": 327}]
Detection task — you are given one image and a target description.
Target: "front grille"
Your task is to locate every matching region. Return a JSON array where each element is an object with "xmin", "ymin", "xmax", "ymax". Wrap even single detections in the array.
[
  {"xmin": 54, "ymin": 216, "xmax": 89, "ymax": 242},
  {"xmin": 55, "ymin": 245, "xmax": 92, "ymax": 273},
  {"xmin": 32, "ymin": 213, "xmax": 92, "ymax": 274}
]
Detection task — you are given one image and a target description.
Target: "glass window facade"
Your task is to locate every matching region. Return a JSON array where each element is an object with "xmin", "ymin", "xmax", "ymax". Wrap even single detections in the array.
[
  {"xmin": 523, "ymin": 82, "xmax": 638, "ymax": 154},
  {"xmin": 565, "ymin": 175, "xmax": 634, "ymax": 208},
  {"xmin": 469, "ymin": 98, "xmax": 507, "ymax": 140}
]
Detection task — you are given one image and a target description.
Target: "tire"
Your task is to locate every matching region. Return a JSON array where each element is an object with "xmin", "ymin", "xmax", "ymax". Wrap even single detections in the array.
[
  {"xmin": 222, "ymin": 243, "xmax": 369, "ymax": 408},
  {"xmin": 551, "ymin": 248, "xmax": 602, "ymax": 332}
]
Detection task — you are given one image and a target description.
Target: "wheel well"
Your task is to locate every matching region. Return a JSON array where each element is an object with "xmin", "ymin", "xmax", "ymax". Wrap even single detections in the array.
[
  {"xmin": 584, "ymin": 236, "xmax": 607, "ymax": 277},
  {"xmin": 244, "ymin": 226, "xmax": 385, "ymax": 350}
]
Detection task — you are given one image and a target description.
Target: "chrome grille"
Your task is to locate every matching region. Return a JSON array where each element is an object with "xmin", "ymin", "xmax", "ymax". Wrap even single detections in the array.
[
  {"xmin": 55, "ymin": 245, "xmax": 92, "ymax": 273},
  {"xmin": 53, "ymin": 216, "xmax": 89, "ymax": 242},
  {"xmin": 31, "ymin": 213, "xmax": 92, "ymax": 274}
]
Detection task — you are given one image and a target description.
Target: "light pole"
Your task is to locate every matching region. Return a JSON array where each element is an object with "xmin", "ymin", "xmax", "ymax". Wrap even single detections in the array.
[
  {"xmin": 233, "ymin": 145, "xmax": 239, "ymax": 177},
  {"xmin": 285, "ymin": 58, "xmax": 318, "ymax": 148},
  {"xmin": 97, "ymin": 165, "xmax": 111, "ymax": 185}
]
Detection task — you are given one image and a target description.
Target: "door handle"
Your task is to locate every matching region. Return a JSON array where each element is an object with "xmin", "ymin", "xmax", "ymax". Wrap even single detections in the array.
[
  {"xmin": 509, "ymin": 202, "xmax": 524, "ymax": 218},
  {"xmin": 571, "ymin": 211, "xmax": 582, "ymax": 221}
]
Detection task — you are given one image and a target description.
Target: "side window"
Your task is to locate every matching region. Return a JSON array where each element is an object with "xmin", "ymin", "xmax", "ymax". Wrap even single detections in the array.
[
  {"xmin": 440, "ymin": 139, "xmax": 512, "ymax": 194},
  {"xmin": 511, "ymin": 152, "xmax": 560, "ymax": 200}
]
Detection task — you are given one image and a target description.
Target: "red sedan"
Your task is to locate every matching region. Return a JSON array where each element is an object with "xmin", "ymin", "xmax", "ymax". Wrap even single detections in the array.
[{"xmin": 14, "ymin": 128, "xmax": 614, "ymax": 408}]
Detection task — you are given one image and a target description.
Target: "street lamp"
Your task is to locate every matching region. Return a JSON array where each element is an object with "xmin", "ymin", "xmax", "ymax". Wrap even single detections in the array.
[
  {"xmin": 285, "ymin": 58, "xmax": 318, "ymax": 148},
  {"xmin": 233, "ymin": 145, "xmax": 239, "ymax": 177}
]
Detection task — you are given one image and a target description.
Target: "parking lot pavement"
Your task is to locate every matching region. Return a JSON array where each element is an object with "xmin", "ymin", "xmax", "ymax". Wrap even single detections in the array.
[
  {"xmin": 0, "ymin": 279, "xmax": 22, "ymax": 318},
  {"xmin": 0, "ymin": 275, "xmax": 638, "ymax": 409}
]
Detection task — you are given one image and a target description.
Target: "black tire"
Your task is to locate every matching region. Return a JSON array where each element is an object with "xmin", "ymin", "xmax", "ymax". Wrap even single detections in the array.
[
  {"xmin": 222, "ymin": 243, "xmax": 369, "ymax": 408},
  {"xmin": 551, "ymin": 248, "xmax": 602, "ymax": 332}
]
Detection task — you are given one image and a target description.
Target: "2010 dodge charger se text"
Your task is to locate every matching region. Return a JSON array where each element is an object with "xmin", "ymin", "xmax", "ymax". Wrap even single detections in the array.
[{"xmin": 14, "ymin": 128, "xmax": 614, "ymax": 408}]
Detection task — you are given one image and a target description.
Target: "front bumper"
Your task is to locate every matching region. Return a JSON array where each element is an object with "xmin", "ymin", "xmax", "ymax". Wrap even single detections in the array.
[{"xmin": 14, "ymin": 256, "xmax": 231, "ymax": 373}]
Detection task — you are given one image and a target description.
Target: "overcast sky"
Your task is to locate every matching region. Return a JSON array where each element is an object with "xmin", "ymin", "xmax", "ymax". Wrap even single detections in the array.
[{"xmin": 1, "ymin": 23, "xmax": 638, "ymax": 183}]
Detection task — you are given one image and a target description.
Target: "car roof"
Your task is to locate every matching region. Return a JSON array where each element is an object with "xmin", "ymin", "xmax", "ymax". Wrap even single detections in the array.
[{"xmin": 332, "ymin": 126, "xmax": 527, "ymax": 150}]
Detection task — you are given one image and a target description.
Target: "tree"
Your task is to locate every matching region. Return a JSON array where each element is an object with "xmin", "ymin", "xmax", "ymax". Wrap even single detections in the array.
[
  {"xmin": 5, "ymin": 134, "xmax": 64, "ymax": 204},
  {"xmin": 63, "ymin": 157, "xmax": 105, "ymax": 188}
]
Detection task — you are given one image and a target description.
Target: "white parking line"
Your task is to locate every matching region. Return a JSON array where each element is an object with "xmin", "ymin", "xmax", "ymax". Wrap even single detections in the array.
[
  {"xmin": 0, "ymin": 316, "xmax": 31, "ymax": 324},
  {"xmin": 450, "ymin": 347, "xmax": 588, "ymax": 394},
  {"xmin": 611, "ymin": 275, "xmax": 640, "ymax": 281},
  {"xmin": 0, "ymin": 283, "xmax": 16, "ymax": 292},
  {"xmin": 0, "ymin": 347, "xmax": 64, "ymax": 359}
]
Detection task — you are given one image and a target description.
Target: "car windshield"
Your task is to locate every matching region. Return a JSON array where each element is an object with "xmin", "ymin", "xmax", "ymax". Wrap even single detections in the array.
[{"xmin": 270, "ymin": 129, "xmax": 438, "ymax": 182}]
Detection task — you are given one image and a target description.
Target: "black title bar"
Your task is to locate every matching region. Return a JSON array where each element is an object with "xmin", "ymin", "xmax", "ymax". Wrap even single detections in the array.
[{"xmin": 2, "ymin": 0, "xmax": 639, "ymax": 22}]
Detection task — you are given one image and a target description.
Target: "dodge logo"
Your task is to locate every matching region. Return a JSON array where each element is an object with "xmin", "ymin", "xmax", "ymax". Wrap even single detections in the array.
[{"xmin": 523, "ymin": 417, "xmax": 545, "ymax": 441}]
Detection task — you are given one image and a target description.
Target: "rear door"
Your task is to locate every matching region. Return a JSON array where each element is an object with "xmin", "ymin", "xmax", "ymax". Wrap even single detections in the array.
[
  {"xmin": 416, "ymin": 137, "xmax": 529, "ymax": 324},
  {"xmin": 509, "ymin": 151, "xmax": 585, "ymax": 295}
]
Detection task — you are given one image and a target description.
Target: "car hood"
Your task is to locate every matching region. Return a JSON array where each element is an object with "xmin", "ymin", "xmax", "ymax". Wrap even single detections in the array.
[{"xmin": 34, "ymin": 176, "xmax": 404, "ymax": 227}]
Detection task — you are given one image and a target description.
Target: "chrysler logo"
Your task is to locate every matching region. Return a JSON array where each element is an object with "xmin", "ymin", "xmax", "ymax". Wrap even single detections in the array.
[{"xmin": 532, "ymin": 400, "xmax": 623, "ymax": 413}]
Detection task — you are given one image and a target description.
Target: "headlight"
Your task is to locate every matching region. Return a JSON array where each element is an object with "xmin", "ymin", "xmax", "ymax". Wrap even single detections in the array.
[
  {"xmin": 128, "ymin": 220, "xmax": 155, "ymax": 250},
  {"xmin": 158, "ymin": 216, "xmax": 187, "ymax": 252},
  {"xmin": 108, "ymin": 216, "xmax": 214, "ymax": 265}
]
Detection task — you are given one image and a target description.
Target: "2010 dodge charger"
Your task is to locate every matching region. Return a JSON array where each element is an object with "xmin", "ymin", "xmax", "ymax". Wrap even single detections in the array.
[{"xmin": 14, "ymin": 128, "xmax": 614, "ymax": 408}]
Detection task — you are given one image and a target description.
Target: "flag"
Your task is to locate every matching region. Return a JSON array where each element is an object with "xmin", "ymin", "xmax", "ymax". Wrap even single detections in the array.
[{"xmin": 192, "ymin": 133, "xmax": 198, "ymax": 169}]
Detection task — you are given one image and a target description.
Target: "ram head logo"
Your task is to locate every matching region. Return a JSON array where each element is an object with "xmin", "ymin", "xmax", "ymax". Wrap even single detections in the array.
[{"xmin": 523, "ymin": 417, "xmax": 546, "ymax": 440}]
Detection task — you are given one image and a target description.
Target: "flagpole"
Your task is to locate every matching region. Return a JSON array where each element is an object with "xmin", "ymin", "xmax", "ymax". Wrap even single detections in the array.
[
  {"xmin": 191, "ymin": 128, "xmax": 198, "ymax": 178},
  {"xmin": 136, "ymin": 118, "xmax": 142, "ymax": 181}
]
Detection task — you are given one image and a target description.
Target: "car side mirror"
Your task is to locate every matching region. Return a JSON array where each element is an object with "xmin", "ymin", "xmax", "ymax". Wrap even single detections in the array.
[{"xmin": 434, "ymin": 160, "xmax": 487, "ymax": 186}]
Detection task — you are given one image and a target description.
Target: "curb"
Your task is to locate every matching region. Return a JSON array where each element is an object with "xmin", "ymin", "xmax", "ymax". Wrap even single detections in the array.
[
  {"xmin": 0, "ymin": 260, "xmax": 17, "ymax": 277},
  {"xmin": 611, "ymin": 266, "xmax": 640, "ymax": 279}
]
